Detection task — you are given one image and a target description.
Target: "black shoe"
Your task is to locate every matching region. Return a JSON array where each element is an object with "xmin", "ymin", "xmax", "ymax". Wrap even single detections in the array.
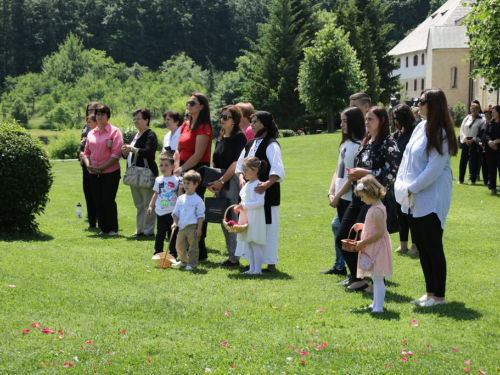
[
  {"xmin": 219, "ymin": 259, "xmax": 240, "ymax": 267},
  {"xmin": 319, "ymin": 267, "xmax": 337, "ymax": 274},
  {"xmin": 333, "ymin": 267, "xmax": 347, "ymax": 275}
]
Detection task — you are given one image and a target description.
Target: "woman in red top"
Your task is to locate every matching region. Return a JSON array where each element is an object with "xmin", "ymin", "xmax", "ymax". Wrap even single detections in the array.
[{"xmin": 174, "ymin": 92, "xmax": 213, "ymax": 260}]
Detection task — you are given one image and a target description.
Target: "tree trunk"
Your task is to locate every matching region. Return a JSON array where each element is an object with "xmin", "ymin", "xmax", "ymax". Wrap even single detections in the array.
[{"xmin": 327, "ymin": 107, "xmax": 335, "ymax": 133}]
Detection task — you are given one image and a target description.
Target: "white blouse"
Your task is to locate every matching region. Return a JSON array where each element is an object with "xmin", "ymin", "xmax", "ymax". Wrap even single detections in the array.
[
  {"xmin": 163, "ymin": 128, "xmax": 180, "ymax": 152},
  {"xmin": 396, "ymin": 121, "xmax": 453, "ymax": 229},
  {"xmin": 235, "ymin": 139, "xmax": 285, "ymax": 182}
]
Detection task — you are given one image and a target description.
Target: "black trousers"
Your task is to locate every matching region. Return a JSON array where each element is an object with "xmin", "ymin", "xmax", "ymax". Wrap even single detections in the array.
[
  {"xmin": 486, "ymin": 150, "xmax": 500, "ymax": 190},
  {"xmin": 479, "ymin": 150, "xmax": 489, "ymax": 186},
  {"xmin": 154, "ymin": 213, "xmax": 176, "ymax": 255},
  {"xmin": 459, "ymin": 142, "xmax": 478, "ymax": 182},
  {"xmin": 408, "ymin": 212, "xmax": 446, "ymax": 298},
  {"xmin": 336, "ymin": 196, "xmax": 368, "ymax": 281},
  {"xmin": 82, "ymin": 166, "xmax": 98, "ymax": 228},
  {"xmin": 396, "ymin": 202, "xmax": 412, "ymax": 242},
  {"xmin": 89, "ymin": 169, "xmax": 120, "ymax": 233}
]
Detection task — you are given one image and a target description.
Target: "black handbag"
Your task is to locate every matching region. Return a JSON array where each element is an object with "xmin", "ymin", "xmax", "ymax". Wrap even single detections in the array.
[
  {"xmin": 197, "ymin": 166, "xmax": 229, "ymax": 189},
  {"xmin": 382, "ymin": 189, "xmax": 400, "ymax": 234},
  {"xmin": 204, "ymin": 196, "xmax": 230, "ymax": 223}
]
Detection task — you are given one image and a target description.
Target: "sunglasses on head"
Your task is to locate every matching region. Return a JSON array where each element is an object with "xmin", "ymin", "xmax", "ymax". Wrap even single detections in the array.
[
  {"xmin": 219, "ymin": 114, "xmax": 232, "ymax": 120},
  {"xmin": 417, "ymin": 98, "xmax": 429, "ymax": 105},
  {"xmin": 186, "ymin": 100, "xmax": 199, "ymax": 106}
]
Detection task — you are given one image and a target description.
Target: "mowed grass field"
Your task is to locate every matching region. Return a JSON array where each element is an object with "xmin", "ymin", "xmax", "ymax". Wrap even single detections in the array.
[{"xmin": 1, "ymin": 133, "xmax": 499, "ymax": 374}]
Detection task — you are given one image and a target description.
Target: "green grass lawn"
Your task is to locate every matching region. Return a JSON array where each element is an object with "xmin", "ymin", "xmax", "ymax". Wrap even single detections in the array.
[{"xmin": 1, "ymin": 133, "xmax": 499, "ymax": 374}]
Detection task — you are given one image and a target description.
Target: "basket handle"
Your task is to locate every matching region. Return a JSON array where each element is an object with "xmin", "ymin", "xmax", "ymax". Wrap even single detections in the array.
[
  {"xmin": 162, "ymin": 227, "xmax": 177, "ymax": 265},
  {"xmin": 348, "ymin": 223, "xmax": 364, "ymax": 240},
  {"xmin": 224, "ymin": 204, "xmax": 239, "ymax": 220}
]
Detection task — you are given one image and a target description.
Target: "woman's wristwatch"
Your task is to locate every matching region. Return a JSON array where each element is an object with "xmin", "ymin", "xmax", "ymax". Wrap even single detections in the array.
[{"xmin": 218, "ymin": 179, "xmax": 225, "ymax": 186}]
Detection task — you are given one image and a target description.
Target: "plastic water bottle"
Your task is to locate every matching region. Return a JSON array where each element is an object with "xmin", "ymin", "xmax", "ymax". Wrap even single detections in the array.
[{"xmin": 76, "ymin": 203, "xmax": 82, "ymax": 218}]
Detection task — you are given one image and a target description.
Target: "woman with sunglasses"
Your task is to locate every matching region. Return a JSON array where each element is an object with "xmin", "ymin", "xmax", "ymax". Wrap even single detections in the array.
[
  {"xmin": 395, "ymin": 89, "xmax": 458, "ymax": 307},
  {"xmin": 121, "ymin": 108, "xmax": 159, "ymax": 237},
  {"xmin": 392, "ymin": 104, "xmax": 418, "ymax": 254},
  {"xmin": 173, "ymin": 92, "xmax": 213, "ymax": 260},
  {"xmin": 208, "ymin": 105, "xmax": 247, "ymax": 267}
]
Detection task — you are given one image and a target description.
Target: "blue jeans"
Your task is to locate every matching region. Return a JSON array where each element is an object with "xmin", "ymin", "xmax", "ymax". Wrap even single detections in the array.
[{"xmin": 331, "ymin": 214, "xmax": 345, "ymax": 269}]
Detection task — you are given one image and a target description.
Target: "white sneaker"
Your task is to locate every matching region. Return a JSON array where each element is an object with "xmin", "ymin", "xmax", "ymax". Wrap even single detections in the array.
[
  {"xmin": 419, "ymin": 297, "xmax": 446, "ymax": 307},
  {"xmin": 171, "ymin": 261, "xmax": 185, "ymax": 268},
  {"xmin": 410, "ymin": 294, "xmax": 429, "ymax": 304},
  {"xmin": 108, "ymin": 231, "xmax": 117, "ymax": 236},
  {"xmin": 184, "ymin": 265, "xmax": 195, "ymax": 271},
  {"xmin": 242, "ymin": 270, "xmax": 253, "ymax": 274}
]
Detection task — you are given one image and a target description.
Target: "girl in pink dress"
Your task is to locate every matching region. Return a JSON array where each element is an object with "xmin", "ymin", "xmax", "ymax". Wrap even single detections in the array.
[{"xmin": 354, "ymin": 175, "xmax": 393, "ymax": 312}]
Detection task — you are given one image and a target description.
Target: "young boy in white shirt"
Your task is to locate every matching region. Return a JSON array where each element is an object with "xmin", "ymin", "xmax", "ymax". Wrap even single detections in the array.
[{"xmin": 171, "ymin": 170, "xmax": 205, "ymax": 270}]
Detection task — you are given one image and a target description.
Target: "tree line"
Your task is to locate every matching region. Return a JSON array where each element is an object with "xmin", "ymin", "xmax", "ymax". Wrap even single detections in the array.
[{"xmin": 1, "ymin": 0, "xmax": 447, "ymax": 131}]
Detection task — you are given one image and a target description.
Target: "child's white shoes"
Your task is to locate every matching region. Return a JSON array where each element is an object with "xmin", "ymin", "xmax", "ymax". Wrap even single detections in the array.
[
  {"xmin": 184, "ymin": 265, "xmax": 195, "ymax": 271},
  {"xmin": 171, "ymin": 261, "xmax": 186, "ymax": 268}
]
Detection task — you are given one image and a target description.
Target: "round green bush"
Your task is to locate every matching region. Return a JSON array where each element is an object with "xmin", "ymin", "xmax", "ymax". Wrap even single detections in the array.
[
  {"xmin": 278, "ymin": 129, "xmax": 296, "ymax": 138},
  {"xmin": 0, "ymin": 122, "xmax": 54, "ymax": 233},
  {"xmin": 48, "ymin": 133, "xmax": 80, "ymax": 159}
]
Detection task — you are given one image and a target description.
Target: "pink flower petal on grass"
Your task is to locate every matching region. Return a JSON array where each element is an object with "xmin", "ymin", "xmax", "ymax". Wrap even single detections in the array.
[
  {"xmin": 41, "ymin": 328, "xmax": 55, "ymax": 334},
  {"xmin": 290, "ymin": 346, "xmax": 295, "ymax": 349},
  {"xmin": 31, "ymin": 323, "xmax": 40, "ymax": 328},
  {"xmin": 221, "ymin": 341, "xmax": 228, "ymax": 346},
  {"xmin": 464, "ymin": 360, "xmax": 471, "ymax": 365},
  {"xmin": 41, "ymin": 363, "xmax": 46, "ymax": 366},
  {"xmin": 401, "ymin": 351, "xmax": 407, "ymax": 355},
  {"xmin": 64, "ymin": 363, "xmax": 70, "ymax": 368},
  {"xmin": 85, "ymin": 341, "xmax": 94, "ymax": 345},
  {"xmin": 147, "ymin": 358, "xmax": 151, "ymax": 364},
  {"xmin": 316, "ymin": 308, "xmax": 324, "ymax": 313},
  {"xmin": 299, "ymin": 359, "xmax": 307, "ymax": 364},
  {"xmin": 401, "ymin": 357, "xmax": 408, "ymax": 362},
  {"xmin": 407, "ymin": 351, "xmax": 413, "ymax": 356},
  {"xmin": 323, "ymin": 343, "xmax": 328, "ymax": 347},
  {"xmin": 109, "ymin": 351, "xmax": 115, "ymax": 355},
  {"xmin": 453, "ymin": 347, "xmax": 459, "ymax": 351},
  {"xmin": 300, "ymin": 351, "xmax": 308, "ymax": 356},
  {"xmin": 224, "ymin": 311, "xmax": 230, "ymax": 316},
  {"xmin": 411, "ymin": 319, "xmax": 418, "ymax": 326},
  {"xmin": 22, "ymin": 329, "xmax": 30, "ymax": 334},
  {"xmin": 8, "ymin": 285, "xmax": 16, "ymax": 288},
  {"xmin": 463, "ymin": 369, "xmax": 470, "ymax": 372},
  {"xmin": 70, "ymin": 364, "xmax": 75, "ymax": 367},
  {"xmin": 479, "ymin": 370, "xmax": 486, "ymax": 375}
]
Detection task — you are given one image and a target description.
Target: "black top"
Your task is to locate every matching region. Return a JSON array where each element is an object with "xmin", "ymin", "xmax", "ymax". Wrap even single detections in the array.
[
  {"xmin": 123, "ymin": 128, "xmax": 159, "ymax": 177},
  {"xmin": 213, "ymin": 132, "xmax": 247, "ymax": 170},
  {"xmin": 484, "ymin": 121, "xmax": 500, "ymax": 153},
  {"xmin": 354, "ymin": 134, "xmax": 400, "ymax": 191},
  {"xmin": 393, "ymin": 124, "xmax": 416, "ymax": 165},
  {"xmin": 78, "ymin": 123, "xmax": 90, "ymax": 156}
]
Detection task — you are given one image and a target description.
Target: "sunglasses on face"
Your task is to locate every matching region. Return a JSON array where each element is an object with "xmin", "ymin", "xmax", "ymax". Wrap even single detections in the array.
[
  {"xmin": 186, "ymin": 100, "xmax": 199, "ymax": 106},
  {"xmin": 417, "ymin": 98, "xmax": 429, "ymax": 106},
  {"xmin": 219, "ymin": 114, "xmax": 232, "ymax": 120}
]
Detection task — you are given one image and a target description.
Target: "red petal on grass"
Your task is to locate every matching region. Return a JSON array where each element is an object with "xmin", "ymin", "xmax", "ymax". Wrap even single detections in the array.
[
  {"xmin": 85, "ymin": 341, "xmax": 94, "ymax": 345},
  {"xmin": 230, "ymin": 364, "xmax": 235, "ymax": 369},
  {"xmin": 323, "ymin": 343, "xmax": 328, "ymax": 347},
  {"xmin": 464, "ymin": 361, "xmax": 471, "ymax": 365},
  {"xmin": 299, "ymin": 359, "xmax": 306, "ymax": 364},
  {"xmin": 53, "ymin": 363, "xmax": 57, "ymax": 366},
  {"xmin": 385, "ymin": 366, "xmax": 391, "ymax": 369},
  {"xmin": 70, "ymin": 364, "xmax": 75, "ymax": 367},
  {"xmin": 427, "ymin": 344, "xmax": 432, "ymax": 347},
  {"xmin": 64, "ymin": 363, "xmax": 69, "ymax": 368},
  {"xmin": 479, "ymin": 370, "xmax": 486, "ymax": 374},
  {"xmin": 41, "ymin": 363, "xmax": 46, "ymax": 366},
  {"xmin": 224, "ymin": 311, "xmax": 230, "ymax": 316},
  {"xmin": 221, "ymin": 341, "xmax": 228, "ymax": 346},
  {"xmin": 463, "ymin": 369, "xmax": 470, "ymax": 372},
  {"xmin": 147, "ymin": 358, "xmax": 151, "ymax": 364},
  {"xmin": 401, "ymin": 357, "xmax": 408, "ymax": 362},
  {"xmin": 314, "ymin": 335, "xmax": 319, "ymax": 338},
  {"xmin": 308, "ymin": 341, "xmax": 313, "ymax": 345},
  {"xmin": 120, "ymin": 330, "xmax": 126, "ymax": 335},
  {"xmin": 251, "ymin": 346, "xmax": 256, "ymax": 349},
  {"xmin": 300, "ymin": 351, "xmax": 308, "ymax": 356},
  {"xmin": 290, "ymin": 346, "xmax": 295, "ymax": 349},
  {"xmin": 31, "ymin": 323, "xmax": 40, "ymax": 328},
  {"xmin": 453, "ymin": 347, "xmax": 459, "ymax": 351},
  {"xmin": 402, "ymin": 340, "xmax": 407, "ymax": 345},
  {"xmin": 106, "ymin": 359, "xmax": 111, "ymax": 364},
  {"xmin": 41, "ymin": 329, "xmax": 55, "ymax": 334},
  {"xmin": 22, "ymin": 329, "xmax": 30, "ymax": 333},
  {"xmin": 421, "ymin": 351, "xmax": 426, "ymax": 354}
]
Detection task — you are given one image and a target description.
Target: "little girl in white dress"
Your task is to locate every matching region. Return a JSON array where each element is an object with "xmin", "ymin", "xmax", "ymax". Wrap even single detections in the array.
[{"xmin": 235, "ymin": 157, "xmax": 267, "ymax": 274}]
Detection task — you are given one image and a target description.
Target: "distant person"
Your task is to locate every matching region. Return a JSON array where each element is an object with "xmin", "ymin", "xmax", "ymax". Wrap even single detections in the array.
[
  {"xmin": 411, "ymin": 107, "xmax": 422, "ymax": 125},
  {"xmin": 236, "ymin": 102, "xmax": 255, "ymax": 141},
  {"xmin": 484, "ymin": 105, "xmax": 500, "ymax": 195},
  {"xmin": 349, "ymin": 92, "xmax": 372, "ymax": 117},
  {"xmin": 162, "ymin": 110, "xmax": 182, "ymax": 155},
  {"xmin": 458, "ymin": 103, "xmax": 484, "ymax": 185},
  {"xmin": 396, "ymin": 88, "xmax": 458, "ymax": 307},
  {"xmin": 478, "ymin": 107, "xmax": 492, "ymax": 188}
]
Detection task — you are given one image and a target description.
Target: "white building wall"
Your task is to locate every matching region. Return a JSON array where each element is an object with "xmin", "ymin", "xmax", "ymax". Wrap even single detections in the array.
[{"xmin": 392, "ymin": 51, "xmax": 426, "ymax": 79}]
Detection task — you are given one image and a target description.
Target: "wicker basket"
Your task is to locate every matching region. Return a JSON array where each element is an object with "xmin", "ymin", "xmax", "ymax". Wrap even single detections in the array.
[
  {"xmin": 222, "ymin": 205, "xmax": 248, "ymax": 233},
  {"xmin": 341, "ymin": 223, "xmax": 364, "ymax": 252},
  {"xmin": 152, "ymin": 252, "xmax": 176, "ymax": 269}
]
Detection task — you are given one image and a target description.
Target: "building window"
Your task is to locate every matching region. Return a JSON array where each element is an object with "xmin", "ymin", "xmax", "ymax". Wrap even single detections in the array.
[
  {"xmin": 414, "ymin": 55, "xmax": 418, "ymax": 66},
  {"xmin": 414, "ymin": 80, "xmax": 417, "ymax": 91},
  {"xmin": 421, "ymin": 78, "xmax": 425, "ymax": 90},
  {"xmin": 421, "ymin": 53, "xmax": 424, "ymax": 65},
  {"xmin": 451, "ymin": 67, "xmax": 458, "ymax": 89},
  {"xmin": 406, "ymin": 82, "xmax": 408, "ymax": 91},
  {"xmin": 405, "ymin": 56, "xmax": 408, "ymax": 68}
]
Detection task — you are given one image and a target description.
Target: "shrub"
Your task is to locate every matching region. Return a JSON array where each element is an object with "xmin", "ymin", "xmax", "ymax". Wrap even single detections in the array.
[
  {"xmin": 47, "ymin": 104, "xmax": 74, "ymax": 130},
  {"xmin": 150, "ymin": 119, "xmax": 164, "ymax": 128},
  {"xmin": 48, "ymin": 133, "xmax": 80, "ymax": 159},
  {"xmin": 0, "ymin": 122, "xmax": 53, "ymax": 233},
  {"xmin": 11, "ymin": 98, "xmax": 29, "ymax": 126},
  {"xmin": 278, "ymin": 129, "xmax": 296, "ymax": 138},
  {"xmin": 121, "ymin": 126, "xmax": 135, "ymax": 143},
  {"xmin": 454, "ymin": 102, "xmax": 467, "ymax": 127}
]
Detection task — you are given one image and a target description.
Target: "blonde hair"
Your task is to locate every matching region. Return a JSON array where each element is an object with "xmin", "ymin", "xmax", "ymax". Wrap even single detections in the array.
[{"xmin": 354, "ymin": 175, "xmax": 386, "ymax": 200}]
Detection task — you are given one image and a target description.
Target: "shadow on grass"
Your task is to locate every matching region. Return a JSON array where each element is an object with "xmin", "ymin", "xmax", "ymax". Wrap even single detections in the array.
[
  {"xmin": 227, "ymin": 269, "xmax": 294, "ymax": 280},
  {"xmin": 360, "ymin": 289, "xmax": 412, "ymax": 304},
  {"xmin": 0, "ymin": 231, "xmax": 54, "ymax": 242},
  {"xmin": 413, "ymin": 301, "xmax": 482, "ymax": 321},
  {"xmin": 350, "ymin": 307, "xmax": 401, "ymax": 320}
]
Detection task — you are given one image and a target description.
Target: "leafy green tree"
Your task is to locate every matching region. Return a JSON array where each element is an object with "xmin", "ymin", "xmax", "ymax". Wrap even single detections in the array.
[
  {"xmin": 298, "ymin": 22, "xmax": 367, "ymax": 132},
  {"xmin": 237, "ymin": 0, "xmax": 318, "ymax": 129},
  {"xmin": 10, "ymin": 97, "xmax": 29, "ymax": 125},
  {"xmin": 335, "ymin": 0, "xmax": 399, "ymax": 104},
  {"xmin": 463, "ymin": 0, "xmax": 500, "ymax": 91}
]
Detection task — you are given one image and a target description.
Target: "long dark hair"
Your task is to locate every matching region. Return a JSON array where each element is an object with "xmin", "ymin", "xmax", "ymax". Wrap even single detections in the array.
[
  {"xmin": 189, "ymin": 92, "xmax": 211, "ymax": 132},
  {"xmin": 392, "ymin": 104, "xmax": 415, "ymax": 132},
  {"xmin": 422, "ymin": 88, "xmax": 458, "ymax": 156},
  {"xmin": 219, "ymin": 105, "xmax": 243, "ymax": 137},
  {"xmin": 341, "ymin": 107, "xmax": 366, "ymax": 145},
  {"xmin": 86, "ymin": 102, "xmax": 99, "ymax": 117},
  {"xmin": 362, "ymin": 106, "xmax": 390, "ymax": 147}
]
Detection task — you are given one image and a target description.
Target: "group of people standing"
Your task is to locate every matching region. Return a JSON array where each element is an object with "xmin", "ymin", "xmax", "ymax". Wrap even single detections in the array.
[
  {"xmin": 78, "ymin": 95, "xmax": 285, "ymax": 273},
  {"xmin": 323, "ymin": 89, "xmax": 459, "ymax": 312}
]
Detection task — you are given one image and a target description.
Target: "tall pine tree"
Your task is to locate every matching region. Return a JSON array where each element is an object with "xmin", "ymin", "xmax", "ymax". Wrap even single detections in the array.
[{"xmin": 236, "ymin": 0, "xmax": 317, "ymax": 129}]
